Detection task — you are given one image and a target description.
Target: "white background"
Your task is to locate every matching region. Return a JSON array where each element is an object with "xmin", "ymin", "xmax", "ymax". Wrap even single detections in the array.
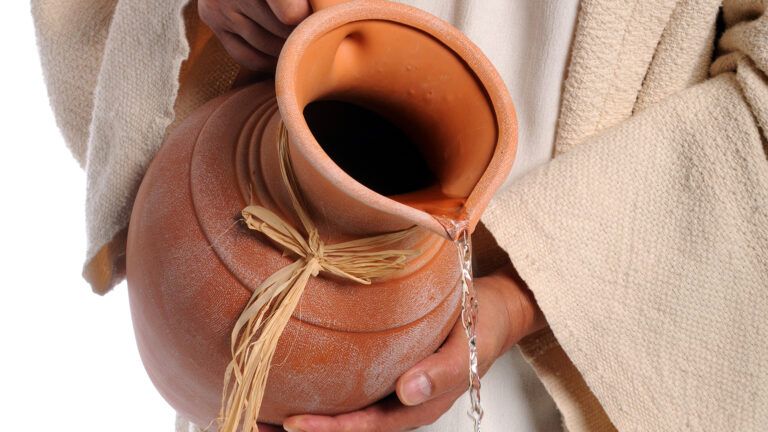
[{"xmin": 0, "ymin": 3, "xmax": 176, "ymax": 430}]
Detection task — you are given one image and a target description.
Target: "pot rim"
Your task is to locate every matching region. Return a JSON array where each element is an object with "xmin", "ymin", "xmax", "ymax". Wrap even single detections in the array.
[{"xmin": 275, "ymin": 0, "xmax": 517, "ymax": 237}]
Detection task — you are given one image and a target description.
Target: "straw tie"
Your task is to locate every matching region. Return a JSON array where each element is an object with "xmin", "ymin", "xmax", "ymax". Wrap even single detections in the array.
[{"xmin": 218, "ymin": 122, "xmax": 421, "ymax": 432}]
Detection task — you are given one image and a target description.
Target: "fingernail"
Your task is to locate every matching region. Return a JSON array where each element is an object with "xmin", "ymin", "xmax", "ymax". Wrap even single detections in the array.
[
  {"xmin": 401, "ymin": 372, "xmax": 432, "ymax": 406},
  {"xmin": 283, "ymin": 419, "xmax": 306, "ymax": 432}
]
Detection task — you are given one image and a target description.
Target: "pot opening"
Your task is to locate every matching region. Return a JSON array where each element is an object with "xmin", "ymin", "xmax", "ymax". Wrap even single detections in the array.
[
  {"xmin": 304, "ymin": 99, "xmax": 437, "ymax": 196},
  {"xmin": 291, "ymin": 19, "xmax": 499, "ymax": 217}
]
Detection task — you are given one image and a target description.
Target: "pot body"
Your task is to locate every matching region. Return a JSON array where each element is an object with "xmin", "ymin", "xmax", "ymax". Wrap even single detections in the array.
[{"xmin": 127, "ymin": 82, "xmax": 462, "ymax": 425}]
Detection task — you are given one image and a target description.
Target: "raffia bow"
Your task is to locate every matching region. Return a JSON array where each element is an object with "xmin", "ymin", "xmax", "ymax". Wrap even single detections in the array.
[{"xmin": 218, "ymin": 122, "xmax": 421, "ymax": 432}]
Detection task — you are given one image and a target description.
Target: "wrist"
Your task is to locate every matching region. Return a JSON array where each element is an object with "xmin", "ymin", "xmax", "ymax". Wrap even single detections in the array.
[{"xmin": 484, "ymin": 262, "xmax": 546, "ymax": 352}]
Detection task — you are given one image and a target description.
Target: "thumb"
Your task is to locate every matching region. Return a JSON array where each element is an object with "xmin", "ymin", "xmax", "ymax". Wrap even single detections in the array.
[
  {"xmin": 395, "ymin": 320, "xmax": 471, "ymax": 407},
  {"xmin": 395, "ymin": 278, "xmax": 518, "ymax": 407}
]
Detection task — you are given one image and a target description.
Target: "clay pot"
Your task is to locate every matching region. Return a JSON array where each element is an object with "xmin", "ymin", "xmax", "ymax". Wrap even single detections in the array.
[{"xmin": 126, "ymin": 0, "xmax": 516, "ymax": 427}]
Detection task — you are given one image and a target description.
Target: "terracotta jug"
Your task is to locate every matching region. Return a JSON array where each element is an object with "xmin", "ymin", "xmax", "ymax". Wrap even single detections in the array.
[{"xmin": 126, "ymin": 0, "xmax": 516, "ymax": 427}]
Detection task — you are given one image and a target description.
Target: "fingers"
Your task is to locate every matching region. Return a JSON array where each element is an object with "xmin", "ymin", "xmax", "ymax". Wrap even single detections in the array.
[
  {"xmin": 229, "ymin": 13, "xmax": 285, "ymax": 57},
  {"xmin": 237, "ymin": 0, "xmax": 294, "ymax": 38},
  {"xmin": 396, "ymin": 282, "xmax": 514, "ymax": 407},
  {"xmin": 215, "ymin": 30, "xmax": 277, "ymax": 72},
  {"xmin": 199, "ymin": 0, "xmax": 311, "ymax": 71},
  {"xmin": 265, "ymin": 0, "xmax": 312, "ymax": 25},
  {"xmin": 283, "ymin": 393, "xmax": 459, "ymax": 432},
  {"xmin": 283, "ymin": 267, "xmax": 542, "ymax": 431},
  {"xmin": 396, "ymin": 321, "xmax": 469, "ymax": 406},
  {"xmin": 484, "ymin": 263, "xmax": 547, "ymax": 347}
]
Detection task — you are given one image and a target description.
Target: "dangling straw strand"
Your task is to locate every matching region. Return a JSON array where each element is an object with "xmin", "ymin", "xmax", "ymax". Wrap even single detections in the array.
[{"xmin": 217, "ymin": 122, "xmax": 422, "ymax": 432}]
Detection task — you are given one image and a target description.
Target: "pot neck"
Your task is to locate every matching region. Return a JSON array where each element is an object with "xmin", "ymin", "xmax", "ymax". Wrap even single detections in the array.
[
  {"xmin": 283, "ymin": 122, "xmax": 458, "ymax": 239},
  {"xmin": 272, "ymin": 0, "xmax": 518, "ymax": 240}
]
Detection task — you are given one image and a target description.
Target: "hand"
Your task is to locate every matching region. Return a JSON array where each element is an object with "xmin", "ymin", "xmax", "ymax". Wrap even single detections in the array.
[
  {"xmin": 198, "ymin": 0, "xmax": 312, "ymax": 71},
  {"xmin": 282, "ymin": 263, "xmax": 546, "ymax": 432}
]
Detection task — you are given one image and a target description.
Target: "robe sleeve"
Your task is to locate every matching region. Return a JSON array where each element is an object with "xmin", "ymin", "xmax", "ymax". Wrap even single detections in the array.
[
  {"xmin": 32, "ymin": 0, "xmax": 238, "ymax": 293},
  {"xmin": 480, "ymin": 5, "xmax": 768, "ymax": 431},
  {"xmin": 31, "ymin": 0, "xmax": 119, "ymax": 168}
]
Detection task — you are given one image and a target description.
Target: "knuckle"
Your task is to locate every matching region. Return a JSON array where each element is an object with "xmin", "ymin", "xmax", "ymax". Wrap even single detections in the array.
[
  {"xmin": 198, "ymin": 0, "xmax": 230, "ymax": 29},
  {"xmin": 273, "ymin": 1, "xmax": 309, "ymax": 25},
  {"xmin": 446, "ymin": 356, "xmax": 467, "ymax": 384}
]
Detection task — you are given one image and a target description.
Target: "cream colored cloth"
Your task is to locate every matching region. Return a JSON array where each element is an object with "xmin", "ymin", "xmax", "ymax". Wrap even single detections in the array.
[
  {"xmin": 33, "ymin": 0, "xmax": 768, "ymax": 431},
  {"xmin": 481, "ymin": 0, "xmax": 768, "ymax": 430},
  {"xmin": 32, "ymin": 0, "xmax": 239, "ymax": 292}
]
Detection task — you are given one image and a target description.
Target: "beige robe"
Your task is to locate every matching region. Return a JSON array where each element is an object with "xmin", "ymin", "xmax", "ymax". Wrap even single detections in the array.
[{"xmin": 32, "ymin": 0, "xmax": 768, "ymax": 430}]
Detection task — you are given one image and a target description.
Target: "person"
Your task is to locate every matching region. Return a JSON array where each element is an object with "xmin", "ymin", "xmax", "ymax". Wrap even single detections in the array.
[{"xmin": 32, "ymin": 0, "xmax": 768, "ymax": 431}]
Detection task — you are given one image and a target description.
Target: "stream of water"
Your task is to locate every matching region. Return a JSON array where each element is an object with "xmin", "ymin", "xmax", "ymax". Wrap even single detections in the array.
[{"xmin": 435, "ymin": 216, "xmax": 483, "ymax": 432}]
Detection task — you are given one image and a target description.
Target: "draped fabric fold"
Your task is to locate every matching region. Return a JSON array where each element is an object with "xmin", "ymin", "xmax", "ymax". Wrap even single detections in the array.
[{"xmin": 481, "ymin": 1, "xmax": 768, "ymax": 429}]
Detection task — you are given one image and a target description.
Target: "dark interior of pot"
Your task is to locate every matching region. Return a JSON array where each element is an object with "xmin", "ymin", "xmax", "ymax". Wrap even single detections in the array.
[
  {"xmin": 304, "ymin": 100, "xmax": 436, "ymax": 196},
  {"xmin": 295, "ymin": 19, "xmax": 498, "ymax": 214}
]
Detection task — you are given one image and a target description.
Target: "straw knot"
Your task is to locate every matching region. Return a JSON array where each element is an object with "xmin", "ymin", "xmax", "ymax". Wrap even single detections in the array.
[
  {"xmin": 218, "ymin": 122, "xmax": 422, "ymax": 432},
  {"xmin": 305, "ymin": 231, "xmax": 324, "ymax": 276},
  {"xmin": 307, "ymin": 230, "xmax": 324, "ymax": 259}
]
